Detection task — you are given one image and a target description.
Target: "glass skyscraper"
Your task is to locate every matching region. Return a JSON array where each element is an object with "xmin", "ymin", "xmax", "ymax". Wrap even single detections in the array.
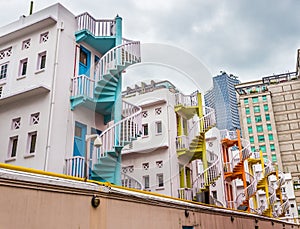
[{"xmin": 204, "ymin": 72, "xmax": 241, "ymax": 130}]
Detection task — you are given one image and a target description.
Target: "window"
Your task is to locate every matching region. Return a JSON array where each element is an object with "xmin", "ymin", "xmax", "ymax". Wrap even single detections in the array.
[
  {"xmin": 270, "ymin": 144, "xmax": 275, "ymax": 152},
  {"xmin": 255, "ymin": 115, "xmax": 262, "ymax": 122},
  {"xmin": 156, "ymin": 121, "xmax": 162, "ymax": 134},
  {"xmin": 256, "ymin": 125, "xmax": 263, "ymax": 133},
  {"xmin": 252, "ymin": 97, "xmax": 259, "ymax": 103},
  {"xmin": 27, "ymin": 132, "xmax": 37, "ymax": 154},
  {"xmin": 40, "ymin": 32, "xmax": 49, "ymax": 43},
  {"xmin": 0, "ymin": 47, "xmax": 12, "ymax": 60},
  {"xmin": 268, "ymin": 134, "xmax": 274, "ymax": 141},
  {"xmin": 157, "ymin": 173, "xmax": 164, "ymax": 187},
  {"xmin": 80, "ymin": 49, "xmax": 87, "ymax": 66},
  {"xmin": 251, "ymin": 146, "xmax": 256, "ymax": 152},
  {"xmin": 143, "ymin": 175, "xmax": 150, "ymax": 189},
  {"xmin": 11, "ymin": 117, "xmax": 21, "ymax": 130},
  {"xmin": 244, "ymin": 98, "xmax": 248, "ymax": 104},
  {"xmin": 30, "ymin": 112, "xmax": 40, "ymax": 125},
  {"xmin": 265, "ymin": 114, "xmax": 270, "ymax": 121},
  {"xmin": 19, "ymin": 58, "xmax": 28, "ymax": 76},
  {"xmin": 263, "ymin": 155, "xmax": 268, "ymax": 160},
  {"xmin": 258, "ymin": 135, "xmax": 265, "ymax": 143},
  {"xmin": 254, "ymin": 106, "xmax": 260, "ymax": 113},
  {"xmin": 267, "ymin": 124, "xmax": 272, "ymax": 131},
  {"xmin": 260, "ymin": 145, "xmax": 266, "ymax": 153},
  {"xmin": 142, "ymin": 162, "xmax": 149, "ymax": 170},
  {"xmin": 271, "ymin": 154, "xmax": 277, "ymax": 163},
  {"xmin": 8, "ymin": 136, "xmax": 18, "ymax": 158},
  {"xmin": 22, "ymin": 39, "xmax": 31, "ymax": 49},
  {"xmin": 0, "ymin": 86, "xmax": 2, "ymax": 98},
  {"xmin": 245, "ymin": 107, "xmax": 250, "ymax": 115},
  {"xmin": 248, "ymin": 127, "xmax": 253, "ymax": 134},
  {"xmin": 247, "ymin": 117, "xmax": 251, "ymax": 124},
  {"xmin": 142, "ymin": 111, "xmax": 148, "ymax": 118},
  {"xmin": 262, "ymin": 95, "xmax": 267, "ymax": 101},
  {"xmin": 155, "ymin": 107, "xmax": 162, "ymax": 115},
  {"xmin": 156, "ymin": 160, "xmax": 163, "ymax": 168},
  {"xmin": 263, "ymin": 104, "xmax": 269, "ymax": 111},
  {"xmin": 37, "ymin": 51, "xmax": 46, "ymax": 70},
  {"xmin": 249, "ymin": 136, "xmax": 254, "ymax": 144},
  {"xmin": 142, "ymin": 124, "xmax": 149, "ymax": 136},
  {"xmin": 0, "ymin": 63, "xmax": 8, "ymax": 80}
]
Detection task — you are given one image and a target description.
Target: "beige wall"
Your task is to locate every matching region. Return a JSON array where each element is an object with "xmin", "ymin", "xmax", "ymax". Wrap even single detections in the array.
[{"xmin": 0, "ymin": 173, "xmax": 297, "ymax": 229}]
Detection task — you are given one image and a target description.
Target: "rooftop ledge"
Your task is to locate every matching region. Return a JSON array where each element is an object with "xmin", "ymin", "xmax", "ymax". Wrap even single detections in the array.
[
  {"xmin": 0, "ymin": 85, "xmax": 50, "ymax": 106},
  {"xmin": 0, "ymin": 16, "xmax": 57, "ymax": 45}
]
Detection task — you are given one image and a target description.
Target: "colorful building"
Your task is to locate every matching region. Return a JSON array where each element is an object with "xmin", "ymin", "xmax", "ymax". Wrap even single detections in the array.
[{"xmin": 0, "ymin": 3, "xmax": 141, "ymax": 185}]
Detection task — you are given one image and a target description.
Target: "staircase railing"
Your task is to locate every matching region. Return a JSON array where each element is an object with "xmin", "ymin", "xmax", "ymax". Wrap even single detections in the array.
[
  {"xmin": 175, "ymin": 106, "xmax": 216, "ymax": 151},
  {"xmin": 235, "ymin": 172, "xmax": 257, "ymax": 208},
  {"xmin": 277, "ymin": 170, "xmax": 286, "ymax": 188},
  {"xmin": 121, "ymin": 172, "xmax": 143, "ymax": 190},
  {"xmin": 192, "ymin": 150, "xmax": 221, "ymax": 191},
  {"xmin": 95, "ymin": 41, "xmax": 141, "ymax": 82},
  {"xmin": 76, "ymin": 12, "xmax": 116, "ymax": 36},
  {"xmin": 268, "ymin": 185, "xmax": 277, "ymax": 206},
  {"xmin": 71, "ymin": 74, "xmax": 95, "ymax": 98},
  {"xmin": 95, "ymin": 100, "xmax": 142, "ymax": 159},
  {"xmin": 210, "ymin": 195, "xmax": 225, "ymax": 207},
  {"xmin": 175, "ymin": 92, "xmax": 199, "ymax": 107}
]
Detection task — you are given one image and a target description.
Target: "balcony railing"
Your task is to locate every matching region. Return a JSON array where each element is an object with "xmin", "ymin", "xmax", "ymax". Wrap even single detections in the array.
[
  {"xmin": 76, "ymin": 12, "xmax": 116, "ymax": 37},
  {"xmin": 178, "ymin": 188, "xmax": 193, "ymax": 201},
  {"xmin": 65, "ymin": 156, "xmax": 85, "ymax": 178}
]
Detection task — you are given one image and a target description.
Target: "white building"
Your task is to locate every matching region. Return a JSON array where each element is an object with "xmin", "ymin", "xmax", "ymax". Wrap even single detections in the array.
[
  {"xmin": 0, "ymin": 3, "xmax": 142, "ymax": 185},
  {"xmin": 122, "ymin": 80, "xmax": 224, "ymax": 202}
]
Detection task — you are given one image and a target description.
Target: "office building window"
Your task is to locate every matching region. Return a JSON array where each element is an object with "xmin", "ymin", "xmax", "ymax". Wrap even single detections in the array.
[
  {"xmin": 19, "ymin": 58, "xmax": 28, "ymax": 76},
  {"xmin": 247, "ymin": 117, "xmax": 251, "ymax": 124},
  {"xmin": 37, "ymin": 51, "xmax": 46, "ymax": 70},
  {"xmin": 156, "ymin": 121, "xmax": 162, "ymax": 134},
  {"xmin": 251, "ymin": 146, "xmax": 256, "ymax": 152},
  {"xmin": 248, "ymin": 127, "xmax": 253, "ymax": 134},
  {"xmin": 157, "ymin": 173, "xmax": 164, "ymax": 187},
  {"xmin": 268, "ymin": 134, "xmax": 274, "ymax": 141},
  {"xmin": 244, "ymin": 98, "xmax": 249, "ymax": 104},
  {"xmin": 255, "ymin": 115, "xmax": 262, "ymax": 122},
  {"xmin": 270, "ymin": 144, "xmax": 275, "ymax": 152},
  {"xmin": 254, "ymin": 106, "xmax": 260, "ymax": 113},
  {"xmin": 249, "ymin": 136, "xmax": 254, "ymax": 144},
  {"xmin": 245, "ymin": 107, "xmax": 250, "ymax": 115},
  {"xmin": 262, "ymin": 95, "xmax": 267, "ymax": 101},
  {"xmin": 252, "ymin": 97, "xmax": 259, "ymax": 103},
  {"xmin": 271, "ymin": 154, "xmax": 277, "ymax": 162},
  {"xmin": 256, "ymin": 125, "xmax": 263, "ymax": 133},
  {"xmin": 260, "ymin": 145, "xmax": 266, "ymax": 153},
  {"xmin": 8, "ymin": 136, "xmax": 18, "ymax": 158},
  {"xmin": 0, "ymin": 63, "xmax": 8, "ymax": 80},
  {"xmin": 263, "ymin": 104, "xmax": 269, "ymax": 111},
  {"xmin": 263, "ymin": 155, "xmax": 268, "ymax": 160},
  {"xmin": 267, "ymin": 124, "xmax": 272, "ymax": 131},
  {"xmin": 265, "ymin": 114, "xmax": 270, "ymax": 121},
  {"xmin": 258, "ymin": 135, "xmax": 265, "ymax": 143}
]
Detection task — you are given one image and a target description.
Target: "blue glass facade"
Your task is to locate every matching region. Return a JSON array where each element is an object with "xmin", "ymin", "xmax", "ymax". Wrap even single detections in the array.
[{"xmin": 204, "ymin": 72, "xmax": 240, "ymax": 130}]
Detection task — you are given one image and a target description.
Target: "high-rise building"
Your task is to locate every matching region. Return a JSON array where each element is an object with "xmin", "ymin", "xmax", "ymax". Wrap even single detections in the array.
[
  {"xmin": 204, "ymin": 72, "xmax": 241, "ymax": 130},
  {"xmin": 236, "ymin": 71, "xmax": 300, "ymax": 212}
]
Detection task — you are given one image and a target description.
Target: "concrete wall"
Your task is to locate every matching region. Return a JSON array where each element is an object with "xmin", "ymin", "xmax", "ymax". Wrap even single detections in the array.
[{"xmin": 0, "ymin": 169, "xmax": 297, "ymax": 229}]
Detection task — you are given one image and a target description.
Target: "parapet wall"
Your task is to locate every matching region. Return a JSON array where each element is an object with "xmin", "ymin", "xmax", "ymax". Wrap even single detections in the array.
[{"xmin": 0, "ymin": 168, "xmax": 297, "ymax": 229}]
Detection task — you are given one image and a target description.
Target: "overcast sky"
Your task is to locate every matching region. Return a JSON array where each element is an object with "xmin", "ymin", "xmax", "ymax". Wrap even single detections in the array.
[{"xmin": 1, "ymin": 0, "xmax": 300, "ymax": 92}]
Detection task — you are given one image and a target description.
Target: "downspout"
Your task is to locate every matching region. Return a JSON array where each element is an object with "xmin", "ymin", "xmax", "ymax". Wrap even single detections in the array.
[
  {"xmin": 44, "ymin": 21, "xmax": 64, "ymax": 171},
  {"xmin": 167, "ymin": 103, "xmax": 173, "ymax": 197}
]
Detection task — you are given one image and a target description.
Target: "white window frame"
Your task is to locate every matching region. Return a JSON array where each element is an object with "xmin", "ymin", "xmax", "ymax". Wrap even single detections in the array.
[
  {"xmin": 22, "ymin": 39, "xmax": 31, "ymax": 50},
  {"xmin": 0, "ymin": 62, "xmax": 8, "ymax": 82},
  {"xmin": 143, "ymin": 175, "xmax": 150, "ymax": 190},
  {"xmin": 30, "ymin": 112, "xmax": 40, "ymax": 125},
  {"xmin": 40, "ymin": 32, "xmax": 49, "ymax": 43},
  {"xmin": 7, "ymin": 136, "xmax": 18, "ymax": 160},
  {"xmin": 25, "ymin": 131, "xmax": 37, "ymax": 157},
  {"xmin": 37, "ymin": 51, "xmax": 46, "ymax": 71},
  {"xmin": 142, "ymin": 123, "xmax": 149, "ymax": 137},
  {"xmin": 18, "ymin": 58, "xmax": 28, "ymax": 78},
  {"xmin": 155, "ymin": 121, "xmax": 162, "ymax": 135},
  {"xmin": 156, "ymin": 173, "xmax": 164, "ymax": 188},
  {"xmin": 11, "ymin": 117, "xmax": 21, "ymax": 130}
]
